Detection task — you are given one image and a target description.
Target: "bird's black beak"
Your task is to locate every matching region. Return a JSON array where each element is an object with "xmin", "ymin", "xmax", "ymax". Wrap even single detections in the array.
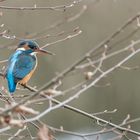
[{"xmin": 36, "ymin": 48, "xmax": 55, "ymax": 55}]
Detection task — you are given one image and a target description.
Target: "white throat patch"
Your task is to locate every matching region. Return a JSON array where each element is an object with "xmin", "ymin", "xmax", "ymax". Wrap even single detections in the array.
[
  {"xmin": 30, "ymin": 52, "xmax": 37, "ymax": 56},
  {"xmin": 16, "ymin": 47, "xmax": 26, "ymax": 51},
  {"xmin": 16, "ymin": 47, "xmax": 37, "ymax": 56}
]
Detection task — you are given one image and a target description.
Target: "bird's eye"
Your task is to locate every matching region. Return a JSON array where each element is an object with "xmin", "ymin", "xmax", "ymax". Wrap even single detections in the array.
[{"xmin": 28, "ymin": 45, "xmax": 36, "ymax": 50}]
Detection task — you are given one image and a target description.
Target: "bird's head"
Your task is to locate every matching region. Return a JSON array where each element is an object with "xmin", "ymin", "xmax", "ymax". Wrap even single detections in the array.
[{"xmin": 16, "ymin": 40, "xmax": 55, "ymax": 55}]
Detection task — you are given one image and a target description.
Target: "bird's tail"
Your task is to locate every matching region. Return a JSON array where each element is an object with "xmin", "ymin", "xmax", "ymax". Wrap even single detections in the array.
[{"xmin": 7, "ymin": 79, "xmax": 17, "ymax": 93}]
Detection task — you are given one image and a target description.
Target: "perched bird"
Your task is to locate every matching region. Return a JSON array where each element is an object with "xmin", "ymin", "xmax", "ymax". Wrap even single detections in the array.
[{"xmin": 5, "ymin": 40, "xmax": 54, "ymax": 93}]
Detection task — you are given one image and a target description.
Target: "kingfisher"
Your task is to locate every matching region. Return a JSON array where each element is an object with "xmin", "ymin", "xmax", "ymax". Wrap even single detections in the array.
[{"xmin": 5, "ymin": 40, "xmax": 54, "ymax": 94}]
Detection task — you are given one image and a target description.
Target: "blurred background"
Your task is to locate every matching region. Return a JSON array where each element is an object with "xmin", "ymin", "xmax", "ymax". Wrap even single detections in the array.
[{"xmin": 0, "ymin": 0, "xmax": 140, "ymax": 139}]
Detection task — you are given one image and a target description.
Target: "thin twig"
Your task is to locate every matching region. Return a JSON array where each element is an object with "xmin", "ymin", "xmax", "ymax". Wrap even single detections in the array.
[{"xmin": 0, "ymin": 0, "xmax": 81, "ymax": 11}]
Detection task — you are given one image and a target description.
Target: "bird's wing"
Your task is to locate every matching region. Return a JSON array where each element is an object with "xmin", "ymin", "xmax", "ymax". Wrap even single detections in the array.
[{"xmin": 13, "ymin": 54, "xmax": 36, "ymax": 80}]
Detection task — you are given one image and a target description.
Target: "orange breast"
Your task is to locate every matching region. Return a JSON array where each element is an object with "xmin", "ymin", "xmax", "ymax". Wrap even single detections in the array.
[{"xmin": 18, "ymin": 69, "xmax": 35, "ymax": 85}]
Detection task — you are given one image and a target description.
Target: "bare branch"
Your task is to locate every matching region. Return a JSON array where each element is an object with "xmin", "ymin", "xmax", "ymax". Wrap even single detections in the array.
[{"xmin": 0, "ymin": 0, "xmax": 82, "ymax": 11}]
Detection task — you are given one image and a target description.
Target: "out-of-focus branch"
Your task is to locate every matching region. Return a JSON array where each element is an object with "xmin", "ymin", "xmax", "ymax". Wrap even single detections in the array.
[
  {"xmin": 1, "ymin": 39, "xmax": 140, "ymax": 136},
  {"xmin": 0, "ymin": 0, "xmax": 82, "ymax": 11},
  {"xmin": 41, "ymin": 29, "xmax": 82, "ymax": 49},
  {"xmin": 0, "ymin": 5, "xmax": 87, "ymax": 42},
  {"xmin": 5, "ymin": 85, "xmax": 140, "ymax": 137},
  {"xmin": 1, "ymin": 12, "xmax": 140, "ymax": 116},
  {"xmin": 1, "ymin": 81, "xmax": 140, "ymax": 137},
  {"xmin": 0, "ymin": 27, "xmax": 82, "ymax": 65},
  {"xmin": 32, "ymin": 5, "xmax": 87, "ymax": 35},
  {"xmin": 0, "ymin": 2, "xmax": 140, "ymax": 139}
]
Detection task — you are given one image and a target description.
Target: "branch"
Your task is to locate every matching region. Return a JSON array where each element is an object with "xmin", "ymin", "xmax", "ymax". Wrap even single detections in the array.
[
  {"xmin": 6, "ymin": 84, "xmax": 140, "ymax": 136},
  {"xmin": 1, "ymin": 12, "xmax": 140, "ymax": 117},
  {"xmin": 0, "ymin": 0, "xmax": 81, "ymax": 11},
  {"xmin": 1, "ymin": 11, "xmax": 140, "ymax": 139}
]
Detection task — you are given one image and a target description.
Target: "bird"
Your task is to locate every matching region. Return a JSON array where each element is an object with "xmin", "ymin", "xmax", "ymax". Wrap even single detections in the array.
[{"xmin": 5, "ymin": 40, "xmax": 54, "ymax": 94}]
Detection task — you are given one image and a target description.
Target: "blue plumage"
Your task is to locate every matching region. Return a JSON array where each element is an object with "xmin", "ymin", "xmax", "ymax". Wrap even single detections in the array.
[
  {"xmin": 6, "ymin": 40, "xmax": 54, "ymax": 93},
  {"xmin": 6, "ymin": 50, "xmax": 22, "ymax": 93},
  {"xmin": 13, "ymin": 53, "xmax": 36, "ymax": 79}
]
